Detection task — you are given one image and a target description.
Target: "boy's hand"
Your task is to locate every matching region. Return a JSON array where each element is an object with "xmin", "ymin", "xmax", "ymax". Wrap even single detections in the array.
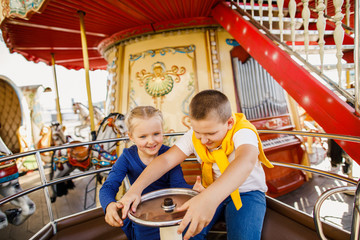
[
  {"xmin": 105, "ymin": 202, "xmax": 124, "ymax": 227},
  {"xmin": 119, "ymin": 190, "xmax": 141, "ymax": 219},
  {"xmin": 192, "ymin": 176, "xmax": 205, "ymax": 193},
  {"xmin": 176, "ymin": 193, "xmax": 217, "ymax": 240}
]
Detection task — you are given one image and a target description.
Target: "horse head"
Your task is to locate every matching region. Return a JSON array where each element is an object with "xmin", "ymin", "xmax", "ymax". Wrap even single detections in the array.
[
  {"xmin": 91, "ymin": 113, "xmax": 127, "ymax": 168},
  {"xmin": 0, "ymin": 138, "xmax": 36, "ymax": 229},
  {"xmin": 50, "ymin": 122, "xmax": 67, "ymax": 146},
  {"xmin": 72, "ymin": 102, "xmax": 80, "ymax": 114}
]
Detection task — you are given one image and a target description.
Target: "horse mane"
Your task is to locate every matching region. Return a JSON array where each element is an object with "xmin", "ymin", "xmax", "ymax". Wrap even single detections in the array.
[{"xmin": 95, "ymin": 112, "xmax": 125, "ymax": 136}]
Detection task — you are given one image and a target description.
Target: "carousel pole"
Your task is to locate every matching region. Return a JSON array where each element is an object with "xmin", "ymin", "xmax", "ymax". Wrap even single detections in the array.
[
  {"xmin": 78, "ymin": 10, "xmax": 96, "ymax": 139},
  {"xmin": 51, "ymin": 53, "xmax": 63, "ymax": 125}
]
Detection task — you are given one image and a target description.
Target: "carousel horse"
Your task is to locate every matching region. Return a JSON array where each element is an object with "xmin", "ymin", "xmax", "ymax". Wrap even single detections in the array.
[
  {"xmin": 36, "ymin": 125, "xmax": 52, "ymax": 158},
  {"xmin": 72, "ymin": 102, "xmax": 105, "ymax": 138},
  {"xmin": 0, "ymin": 137, "xmax": 36, "ymax": 229},
  {"xmin": 50, "ymin": 113, "xmax": 126, "ymax": 202}
]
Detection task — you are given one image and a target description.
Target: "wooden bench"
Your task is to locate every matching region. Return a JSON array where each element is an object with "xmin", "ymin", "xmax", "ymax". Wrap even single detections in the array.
[{"xmin": 180, "ymin": 160, "xmax": 202, "ymax": 185}]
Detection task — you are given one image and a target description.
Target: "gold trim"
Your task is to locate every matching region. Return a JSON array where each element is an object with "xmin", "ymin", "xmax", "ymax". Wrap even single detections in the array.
[
  {"xmin": 205, "ymin": 29, "xmax": 214, "ymax": 89},
  {"xmin": 117, "ymin": 45, "xmax": 125, "ymax": 113}
]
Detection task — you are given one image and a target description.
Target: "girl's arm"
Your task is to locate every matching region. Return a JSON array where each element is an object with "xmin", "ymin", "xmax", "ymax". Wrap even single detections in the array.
[
  {"xmin": 177, "ymin": 144, "xmax": 258, "ymax": 240},
  {"xmin": 119, "ymin": 145, "xmax": 187, "ymax": 219},
  {"xmin": 99, "ymin": 155, "xmax": 128, "ymax": 212}
]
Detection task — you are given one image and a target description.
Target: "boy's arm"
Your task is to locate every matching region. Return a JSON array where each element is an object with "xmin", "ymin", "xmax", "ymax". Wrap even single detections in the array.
[
  {"xmin": 177, "ymin": 144, "xmax": 258, "ymax": 240},
  {"xmin": 120, "ymin": 145, "xmax": 188, "ymax": 219}
]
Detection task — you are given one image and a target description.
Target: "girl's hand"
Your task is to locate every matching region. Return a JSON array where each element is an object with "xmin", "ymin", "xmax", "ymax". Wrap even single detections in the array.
[
  {"xmin": 192, "ymin": 176, "xmax": 205, "ymax": 193},
  {"xmin": 105, "ymin": 202, "xmax": 124, "ymax": 227}
]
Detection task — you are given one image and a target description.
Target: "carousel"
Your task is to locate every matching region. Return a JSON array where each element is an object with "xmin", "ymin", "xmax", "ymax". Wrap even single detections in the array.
[{"xmin": 0, "ymin": 0, "xmax": 359, "ymax": 239}]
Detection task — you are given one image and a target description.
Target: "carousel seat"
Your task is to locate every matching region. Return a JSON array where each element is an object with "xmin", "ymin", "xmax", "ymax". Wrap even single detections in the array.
[
  {"xmin": 69, "ymin": 141, "xmax": 90, "ymax": 161},
  {"xmin": 31, "ymin": 197, "xmax": 349, "ymax": 240},
  {"xmin": 209, "ymin": 196, "xmax": 349, "ymax": 240},
  {"xmin": 32, "ymin": 207, "xmax": 127, "ymax": 240}
]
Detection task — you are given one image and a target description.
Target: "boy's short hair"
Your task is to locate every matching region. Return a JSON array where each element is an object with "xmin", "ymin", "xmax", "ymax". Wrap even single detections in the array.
[{"xmin": 189, "ymin": 89, "xmax": 232, "ymax": 123}]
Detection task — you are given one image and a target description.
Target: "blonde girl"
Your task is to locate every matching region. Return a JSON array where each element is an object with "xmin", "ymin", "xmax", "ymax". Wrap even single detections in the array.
[{"xmin": 100, "ymin": 106, "xmax": 202, "ymax": 240}]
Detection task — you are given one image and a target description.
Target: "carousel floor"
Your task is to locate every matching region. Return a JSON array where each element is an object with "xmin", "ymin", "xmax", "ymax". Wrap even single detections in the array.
[{"xmin": 0, "ymin": 144, "xmax": 358, "ymax": 240}]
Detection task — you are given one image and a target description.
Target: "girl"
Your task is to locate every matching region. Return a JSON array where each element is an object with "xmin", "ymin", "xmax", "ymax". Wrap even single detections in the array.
[{"xmin": 99, "ymin": 106, "xmax": 203, "ymax": 240}]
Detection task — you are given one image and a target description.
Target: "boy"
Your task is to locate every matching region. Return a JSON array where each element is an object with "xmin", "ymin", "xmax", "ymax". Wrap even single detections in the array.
[{"xmin": 119, "ymin": 89, "xmax": 273, "ymax": 240}]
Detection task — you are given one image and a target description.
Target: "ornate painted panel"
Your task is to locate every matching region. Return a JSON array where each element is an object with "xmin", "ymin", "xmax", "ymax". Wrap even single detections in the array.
[{"xmin": 128, "ymin": 45, "xmax": 197, "ymax": 132}]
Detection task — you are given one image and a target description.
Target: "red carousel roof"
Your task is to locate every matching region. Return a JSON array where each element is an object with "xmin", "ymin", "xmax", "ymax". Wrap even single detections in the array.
[
  {"xmin": 0, "ymin": 0, "xmax": 220, "ymax": 70},
  {"xmin": 0, "ymin": 0, "xmax": 354, "ymax": 70}
]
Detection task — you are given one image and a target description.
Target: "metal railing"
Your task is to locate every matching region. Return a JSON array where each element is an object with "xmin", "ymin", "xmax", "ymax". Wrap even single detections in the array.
[{"xmin": 0, "ymin": 130, "xmax": 359, "ymax": 239}]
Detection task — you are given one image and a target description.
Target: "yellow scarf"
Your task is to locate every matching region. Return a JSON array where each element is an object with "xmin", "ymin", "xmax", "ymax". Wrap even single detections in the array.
[{"xmin": 192, "ymin": 113, "xmax": 273, "ymax": 210}]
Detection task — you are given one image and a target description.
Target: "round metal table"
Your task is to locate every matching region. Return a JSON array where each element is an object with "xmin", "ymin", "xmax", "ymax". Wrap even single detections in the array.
[{"xmin": 128, "ymin": 188, "xmax": 198, "ymax": 240}]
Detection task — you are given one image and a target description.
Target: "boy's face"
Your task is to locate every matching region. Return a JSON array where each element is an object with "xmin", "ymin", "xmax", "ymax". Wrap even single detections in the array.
[{"xmin": 190, "ymin": 115, "xmax": 234, "ymax": 150}]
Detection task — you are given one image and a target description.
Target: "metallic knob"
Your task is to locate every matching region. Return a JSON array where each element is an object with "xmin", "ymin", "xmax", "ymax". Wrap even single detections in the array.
[{"xmin": 161, "ymin": 197, "xmax": 176, "ymax": 212}]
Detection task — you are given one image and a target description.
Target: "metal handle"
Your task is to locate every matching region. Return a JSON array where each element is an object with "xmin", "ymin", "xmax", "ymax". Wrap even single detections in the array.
[{"xmin": 313, "ymin": 185, "xmax": 357, "ymax": 239}]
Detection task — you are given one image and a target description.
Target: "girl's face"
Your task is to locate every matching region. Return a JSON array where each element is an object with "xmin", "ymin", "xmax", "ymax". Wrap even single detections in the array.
[{"xmin": 128, "ymin": 116, "xmax": 163, "ymax": 160}]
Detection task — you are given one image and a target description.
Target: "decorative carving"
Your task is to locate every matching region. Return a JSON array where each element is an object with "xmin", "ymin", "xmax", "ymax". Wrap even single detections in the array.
[
  {"xmin": 136, "ymin": 61, "xmax": 185, "ymax": 108},
  {"xmin": 130, "ymin": 45, "xmax": 195, "ymax": 62},
  {"xmin": 208, "ymin": 29, "xmax": 222, "ymax": 90},
  {"xmin": 2, "ymin": 0, "xmax": 46, "ymax": 21},
  {"xmin": 105, "ymin": 48, "xmax": 118, "ymax": 114}
]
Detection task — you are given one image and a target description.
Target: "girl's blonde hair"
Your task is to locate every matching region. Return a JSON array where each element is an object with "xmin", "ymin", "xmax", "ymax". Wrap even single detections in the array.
[{"xmin": 125, "ymin": 106, "xmax": 163, "ymax": 133}]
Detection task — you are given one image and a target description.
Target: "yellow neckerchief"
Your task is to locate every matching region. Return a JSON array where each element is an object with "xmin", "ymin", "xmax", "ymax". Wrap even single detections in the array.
[{"xmin": 192, "ymin": 113, "xmax": 273, "ymax": 210}]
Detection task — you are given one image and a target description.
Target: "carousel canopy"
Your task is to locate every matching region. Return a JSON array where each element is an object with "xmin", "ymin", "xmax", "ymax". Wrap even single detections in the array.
[
  {"xmin": 0, "ymin": 0, "xmax": 354, "ymax": 70},
  {"xmin": 0, "ymin": 0, "xmax": 220, "ymax": 70}
]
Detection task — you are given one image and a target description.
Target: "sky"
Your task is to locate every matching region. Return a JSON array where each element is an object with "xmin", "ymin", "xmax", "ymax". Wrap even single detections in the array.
[{"xmin": 0, "ymin": 38, "xmax": 108, "ymax": 112}]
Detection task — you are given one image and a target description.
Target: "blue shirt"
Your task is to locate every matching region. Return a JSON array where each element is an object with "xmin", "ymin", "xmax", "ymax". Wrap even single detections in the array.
[
  {"xmin": 99, "ymin": 144, "xmax": 191, "ymax": 240},
  {"xmin": 99, "ymin": 144, "xmax": 191, "ymax": 212}
]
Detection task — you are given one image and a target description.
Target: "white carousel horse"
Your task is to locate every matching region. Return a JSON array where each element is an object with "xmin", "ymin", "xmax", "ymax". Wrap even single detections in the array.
[
  {"xmin": 0, "ymin": 137, "xmax": 36, "ymax": 229},
  {"xmin": 72, "ymin": 102, "xmax": 105, "ymax": 138},
  {"xmin": 50, "ymin": 113, "xmax": 126, "ymax": 202}
]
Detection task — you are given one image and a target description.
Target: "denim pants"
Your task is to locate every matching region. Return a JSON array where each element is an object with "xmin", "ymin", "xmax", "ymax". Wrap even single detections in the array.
[{"xmin": 190, "ymin": 190, "xmax": 266, "ymax": 240}]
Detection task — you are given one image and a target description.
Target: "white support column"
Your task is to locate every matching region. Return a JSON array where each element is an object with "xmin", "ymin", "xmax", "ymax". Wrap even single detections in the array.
[
  {"xmin": 346, "ymin": 0, "xmax": 350, "ymax": 26},
  {"xmin": 289, "ymin": 0, "xmax": 297, "ymax": 48},
  {"xmin": 259, "ymin": 0, "xmax": 264, "ymax": 25},
  {"xmin": 267, "ymin": 0, "xmax": 273, "ymax": 31},
  {"xmin": 316, "ymin": 0, "xmax": 326, "ymax": 72},
  {"xmin": 333, "ymin": 0, "xmax": 345, "ymax": 86},
  {"xmin": 251, "ymin": 0, "xmax": 255, "ymax": 18},
  {"xmin": 277, "ymin": 0, "xmax": 284, "ymax": 42},
  {"xmin": 302, "ymin": 0, "xmax": 310, "ymax": 61}
]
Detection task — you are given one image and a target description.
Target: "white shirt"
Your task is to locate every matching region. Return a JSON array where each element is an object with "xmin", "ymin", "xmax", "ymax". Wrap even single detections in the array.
[{"xmin": 175, "ymin": 128, "xmax": 268, "ymax": 193}]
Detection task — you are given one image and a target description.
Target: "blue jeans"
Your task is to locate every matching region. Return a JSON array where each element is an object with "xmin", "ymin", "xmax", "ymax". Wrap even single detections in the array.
[
  {"xmin": 122, "ymin": 218, "xmax": 160, "ymax": 240},
  {"xmin": 190, "ymin": 190, "xmax": 266, "ymax": 240}
]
